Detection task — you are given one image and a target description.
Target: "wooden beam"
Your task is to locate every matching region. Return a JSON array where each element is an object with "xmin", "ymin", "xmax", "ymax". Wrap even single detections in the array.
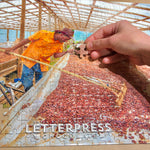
[
  {"xmin": 58, "ymin": 18, "xmax": 61, "ymax": 30},
  {"xmin": 7, "ymin": 29, "xmax": 9, "ymax": 42},
  {"xmin": 20, "ymin": 0, "xmax": 26, "ymax": 42},
  {"xmin": 38, "ymin": 2, "xmax": 42, "ymax": 31},
  {"xmin": 48, "ymin": 12, "xmax": 51, "ymax": 31},
  {"xmin": 16, "ymin": 30, "xmax": 18, "ymax": 39},
  {"xmin": 49, "ymin": 0, "xmax": 72, "ymax": 28},
  {"xmin": 133, "ymin": 16, "xmax": 150, "ymax": 26},
  {"xmin": 3, "ymin": 0, "xmax": 48, "ymax": 32},
  {"xmin": 63, "ymin": 1, "xmax": 78, "ymax": 29},
  {"xmin": 35, "ymin": 0, "xmax": 71, "ymax": 29},
  {"xmin": 85, "ymin": 0, "xmax": 96, "ymax": 28},
  {"xmin": 18, "ymin": 0, "xmax": 26, "ymax": 78},
  {"xmin": 54, "ymin": 15, "xmax": 56, "ymax": 30},
  {"xmin": 140, "ymin": 27, "xmax": 150, "ymax": 31},
  {"xmin": 57, "ymin": 0, "xmax": 150, "ymax": 4},
  {"xmin": 74, "ymin": 0, "xmax": 81, "ymax": 29},
  {"xmin": 93, "ymin": 3, "xmax": 138, "ymax": 31},
  {"xmin": 100, "ymin": 0, "xmax": 150, "ymax": 4}
]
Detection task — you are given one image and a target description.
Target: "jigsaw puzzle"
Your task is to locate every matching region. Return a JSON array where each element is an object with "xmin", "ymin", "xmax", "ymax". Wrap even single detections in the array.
[
  {"xmin": 0, "ymin": 0, "xmax": 150, "ymax": 148},
  {"xmin": 0, "ymin": 52, "xmax": 150, "ymax": 146}
]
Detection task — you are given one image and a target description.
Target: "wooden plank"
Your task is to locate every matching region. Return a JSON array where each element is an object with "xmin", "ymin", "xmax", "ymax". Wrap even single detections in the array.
[
  {"xmin": 0, "ymin": 65, "xmax": 17, "ymax": 77},
  {"xmin": 0, "ymin": 59, "xmax": 18, "ymax": 72}
]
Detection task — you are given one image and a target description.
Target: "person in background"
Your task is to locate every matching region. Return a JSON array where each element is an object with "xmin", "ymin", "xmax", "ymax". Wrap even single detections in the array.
[
  {"xmin": 4, "ymin": 28, "xmax": 74, "ymax": 92},
  {"xmin": 85, "ymin": 20, "xmax": 150, "ymax": 66}
]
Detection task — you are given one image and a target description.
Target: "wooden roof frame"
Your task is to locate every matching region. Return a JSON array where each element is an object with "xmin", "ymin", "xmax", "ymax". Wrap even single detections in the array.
[{"xmin": 0, "ymin": 0, "xmax": 150, "ymax": 33}]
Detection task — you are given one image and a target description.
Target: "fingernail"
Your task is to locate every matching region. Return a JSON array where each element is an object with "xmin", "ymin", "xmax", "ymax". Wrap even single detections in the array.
[
  {"xmin": 87, "ymin": 42, "xmax": 93, "ymax": 50},
  {"xmin": 103, "ymin": 58, "xmax": 110, "ymax": 64}
]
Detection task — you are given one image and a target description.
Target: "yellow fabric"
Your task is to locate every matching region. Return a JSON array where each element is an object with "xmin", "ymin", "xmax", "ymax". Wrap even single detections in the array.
[{"xmin": 22, "ymin": 30, "xmax": 63, "ymax": 72}]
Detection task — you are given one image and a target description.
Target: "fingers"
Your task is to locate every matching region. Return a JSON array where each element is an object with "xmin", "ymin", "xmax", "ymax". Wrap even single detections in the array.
[
  {"xmin": 101, "ymin": 54, "xmax": 128, "ymax": 64},
  {"xmin": 90, "ymin": 49, "xmax": 113, "ymax": 60},
  {"xmin": 89, "ymin": 49, "xmax": 127, "ymax": 64},
  {"xmin": 85, "ymin": 22, "xmax": 118, "ymax": 43},
  {"xmin": 87, "ymin": 38, "xmax": 112, "ymax": 51}
]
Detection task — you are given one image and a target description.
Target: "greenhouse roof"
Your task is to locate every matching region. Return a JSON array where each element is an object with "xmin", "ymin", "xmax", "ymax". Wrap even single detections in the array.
[{"xmin": 0, "ymin": 0, "xmax": 150, "ymax": 32}]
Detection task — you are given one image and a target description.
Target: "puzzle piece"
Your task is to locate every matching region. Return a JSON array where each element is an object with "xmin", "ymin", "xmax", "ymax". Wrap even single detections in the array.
[{"xmin": 74, "ymin": 44, "xmax": 88, "ymax": 59}]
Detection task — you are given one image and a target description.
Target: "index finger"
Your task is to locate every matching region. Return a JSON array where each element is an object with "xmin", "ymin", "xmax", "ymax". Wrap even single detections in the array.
[{"xmin": 84, "ymin": 22, "xmax": 118, "ymax": 43}]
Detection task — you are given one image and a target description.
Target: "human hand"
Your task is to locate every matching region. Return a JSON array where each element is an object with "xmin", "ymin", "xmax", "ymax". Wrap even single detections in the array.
[
  {"xmin": 67, "ymin": 49, "xmax": 74, "ymax": 54},
  {"xmin": 85, "ymin": 20, "xmax": 150, "ymax": 66}
]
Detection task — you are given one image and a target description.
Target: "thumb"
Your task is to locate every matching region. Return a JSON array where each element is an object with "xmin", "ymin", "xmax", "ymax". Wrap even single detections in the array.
[{"xmin": 86, "ymin": 37, "xmax": 112, "ymax": 51}]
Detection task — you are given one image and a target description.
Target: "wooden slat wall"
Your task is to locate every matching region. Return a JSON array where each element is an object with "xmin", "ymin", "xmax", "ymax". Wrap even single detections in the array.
[{"xmin": 0, "ymin": 59, "xmax": 18, "ymax": 77}]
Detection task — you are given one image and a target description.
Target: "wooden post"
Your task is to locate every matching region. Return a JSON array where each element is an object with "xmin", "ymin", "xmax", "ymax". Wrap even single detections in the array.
[
  {"xmin": 48, "ymin": 12, "xmax": 51, "ymax": 31},
  {"xmin": 16, "ymin": 30, "xmax": 18, "ymax": 39},
  {"xmin": 38, "ymin": 2, "xmax": 42, "ymax": 31},
  {"xmin": 58, "ymin": 19, "xmax": 61, "ymax": 30},
  {"xmin": 7, "ymin": 29, "xmax": 9, "ymax": 42},
  {"xmin": 18, "ymin": 0, "xmax": 26, "ymax": 78},
  {"xmin": 20, "ymin": 0, "xmax": 26, "ymax": 44},
  {"xmin": 54, "ymin": 15, "xmax": 56, "ymax": 30}
]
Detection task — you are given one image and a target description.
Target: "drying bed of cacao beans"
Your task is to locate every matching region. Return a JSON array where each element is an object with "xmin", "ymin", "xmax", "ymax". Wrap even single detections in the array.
[
  {"xmin": 35, "ymin": 55, "xmax": 150, "ymax": 144},
  {"xmin": 0, "ymin": 49, "xmax": 18, "ymax": 63}
]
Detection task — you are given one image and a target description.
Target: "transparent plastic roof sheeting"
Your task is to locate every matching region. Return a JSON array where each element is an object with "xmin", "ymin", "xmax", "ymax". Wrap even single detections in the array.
[{"xmin": 0, "ymin": 0, "xmax": 150, "ymax": 34}]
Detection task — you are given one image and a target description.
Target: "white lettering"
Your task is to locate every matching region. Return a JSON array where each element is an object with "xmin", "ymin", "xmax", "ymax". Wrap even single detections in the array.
[
  {"xmin": 50, "ymin": 124, "xmax": 57, "ymax": 132},
  {"xmin": 25, "ymin": 124, "xmax": 32, "ymax": 133},
  {"xmin": 66, "ymin": 124, "xmax": 73, "ymax": 132},
  {"xmin": 75, "ymin": 124, "xmax": 81, "ymax": 132},
  {"xmin": 98, "ymin": 123, "xmax": 104, "ymax": 132},
  {"xmin": 105, "ymin": 123, "xmax": 111, "ymax": 132},
  {"xmin": 91, "ymin": 123, "xmax": 97, "ymax": 132},
  {"xmin": 41, "ymin": 124, "xmax": 48, "ymax": 133},
  {"xmin": 34, "ymin": 124, "xmax": 41, "ymax": 133},
  {"xmin": 58, "ymin": 124, "xmax": 64, "ymax": 133},
  {"xmin": 83, "ymin": 124, "xmax": 90, "ymax": 132}
]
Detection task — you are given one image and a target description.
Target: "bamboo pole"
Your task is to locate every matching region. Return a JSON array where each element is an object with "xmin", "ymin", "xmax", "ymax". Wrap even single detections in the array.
[{"xmin": 0, "ymin": 48, "xmax": 119, "ymax": 97}]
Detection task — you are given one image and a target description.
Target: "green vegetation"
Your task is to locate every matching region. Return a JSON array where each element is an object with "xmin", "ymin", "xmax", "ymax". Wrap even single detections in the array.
[
  {"xmin": 3, "ymin": 102, "xmax": 10, "ymax": 108},
  {"xmin": 49, "ymin": 56, "xmax": 60, "ymax": 66}
]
